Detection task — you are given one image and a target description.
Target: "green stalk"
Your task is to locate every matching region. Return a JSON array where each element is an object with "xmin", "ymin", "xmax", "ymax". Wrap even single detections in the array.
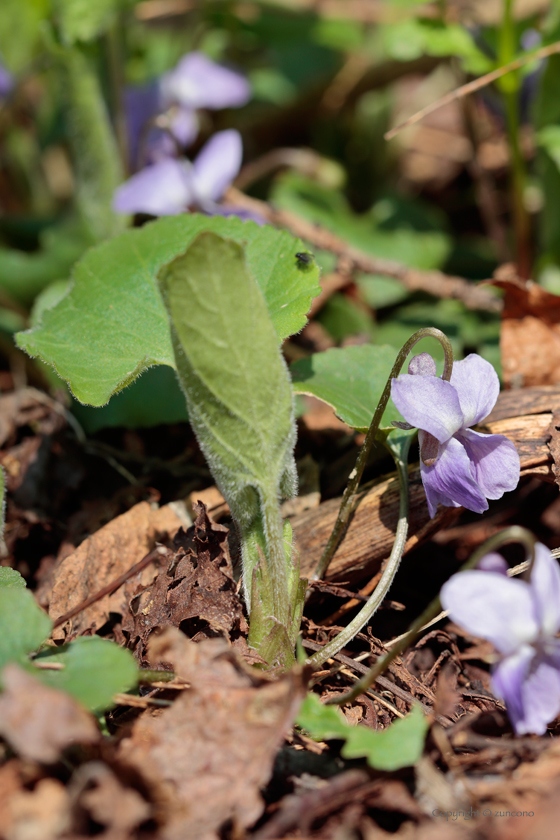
[
  {"xmin": 58, "ymin": 45, "xmax": 125, "ymax": 242},
  {"xmin": 498, "ymin": 0, "xmax": 531, "ymax": 277},
  {"xmin": 308, "ymin": 432, "xmax": 413, "ymax": 668},
  {"xmin": 326, "ymin": 526, "xmax": 537, "ymax": 706},
  {"xmin": 312, "ymin": 327, "xmax": 454, "ymax": 582}
]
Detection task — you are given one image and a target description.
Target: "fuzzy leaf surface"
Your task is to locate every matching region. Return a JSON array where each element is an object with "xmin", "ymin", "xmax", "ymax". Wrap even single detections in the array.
[
  {"xmin": 158, "ymin": 231, "xmax": 296, "ymax": 527},
  {"xmin": 291, "ymin": 344, "xmax": 401, "ymax": 431},
  {"xmin": 16, "ymin": 215, "xmax": 320, "ymax": 406},
  {"xmin": 0, "ymin": 568, "xmax": 26, "ymax": 589}
]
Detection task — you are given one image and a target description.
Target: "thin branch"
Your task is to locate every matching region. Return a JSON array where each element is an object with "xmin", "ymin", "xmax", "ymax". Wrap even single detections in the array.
[
  {"xmin": 385, "ymin": 39, "xmax": 560, "ymax": 141},
  {"xmin": 225, "ymin": 187, "xmax": 502, "ymax": 313}
]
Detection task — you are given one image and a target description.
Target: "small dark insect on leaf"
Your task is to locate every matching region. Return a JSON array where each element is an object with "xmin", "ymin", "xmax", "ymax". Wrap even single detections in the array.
[{"xmin": 295, "ymin": 251, "xmax": 314, "ymax": 270}]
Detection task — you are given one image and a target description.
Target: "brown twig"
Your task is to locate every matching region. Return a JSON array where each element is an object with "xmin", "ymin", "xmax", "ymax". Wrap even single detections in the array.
[
  {"xmin": 302, "ymin": 638, "xmax": 449, "ymax": 722},
  {"xmin": 52, "ymin": 545, "xmax": 169, "ymax": 629},
  {"xmin": 385, "ymin": 39, "xmax": 560, "ymax": 141},
  {"xmin": 225, "ymin": 187, "xmax": 502, "ymax": 312}
]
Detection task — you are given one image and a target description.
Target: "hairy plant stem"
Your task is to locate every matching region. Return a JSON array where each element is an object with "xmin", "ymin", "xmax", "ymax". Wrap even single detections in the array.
[
  {"xmin": 312, "ymin": 327, "xmax": 454, "ymax": 582},
  {"xmin": 308, "ymin": 432, "xmax": 412, "ymax": 669},
  {"xmin": 499, "ymin": 0, "xmax": 531, "ymax": 277},
  {"xmin": 260, "ymin": 488, "xmax": 290, "ymax": 629},
  {"xmin": 327, "ymin": 525, "xmax": 537, "ymax": 706}
]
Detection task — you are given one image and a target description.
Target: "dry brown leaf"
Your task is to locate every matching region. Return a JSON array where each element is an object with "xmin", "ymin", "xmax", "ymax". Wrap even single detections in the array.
[
  {"xmin": 49, "ymin": 501, "xmax": 183, "ymax": 639},
  {"xmin": 4, "ymin": 778, "xmax": 70, "ymax": 840},
  {"xmin": 69, "ymin": 762, "xmax": 152, "ymax": 837},
  {"xmin": 123, "ymin": 502, "xmax": 245, "ymax": 661},
  {"xmin": 492, "ymin": 274, "xmax": 560, "ymax": 388},
  {"xmin": 0, "ymin": 664, "xmax": 99, "ymax": 763},
  {"xmin": 118, "ymin": 628, "xmax": 306, "ymax": 840}
]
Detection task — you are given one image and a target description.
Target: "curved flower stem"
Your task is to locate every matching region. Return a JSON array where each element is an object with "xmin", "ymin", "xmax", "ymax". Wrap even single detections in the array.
[
  {"xmin": 312, "ymin": 327, "xmax": 454, "ymax": 582},
  {"xmin": 308, "ymin": 432, "xmax": 412, "ymax": 669},
  {"xmin": 326, "ymin": 525, "xmax": 537, "ymax": 706}
]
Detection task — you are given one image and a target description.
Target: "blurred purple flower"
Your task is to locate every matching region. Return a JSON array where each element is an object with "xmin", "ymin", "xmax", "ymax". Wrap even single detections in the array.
[
  {"xmin": 0, "ymin": 61, "xmax": 13, "ymax": 99},
  {"xmin": 113, "ymin": 129, "xmax": 251, "ymax": 218},
  {"xmin": 391, "ymin": 353, "xmax": 520, "ymax": 517},
  {"xmin": 160, "ymin": 52, "xmax": 251, "ymax": 111},
  {"xmin": 441, "ymin": 543, "xmax": 560, "ymax": 734},
  {"xmin": 124, "ymin": 53, "xmax": 250, "ymax": 167}
]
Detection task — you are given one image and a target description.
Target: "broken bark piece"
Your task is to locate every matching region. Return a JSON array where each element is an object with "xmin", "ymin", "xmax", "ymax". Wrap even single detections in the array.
[
  {"xmin": 118, "ymin": 629, "xmax": 306, "ymax": 840},
  {"xmin": 49, "ymin": 501, "xmax": 183, "ymax": 639}
]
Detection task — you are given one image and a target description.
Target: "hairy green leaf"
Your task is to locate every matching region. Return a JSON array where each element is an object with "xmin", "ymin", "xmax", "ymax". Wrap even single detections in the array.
[
  {"xmin": 36, "ymin": 637, "xmax": 138, "ymax": 711},
  {"xmin": 0, "ymin": 568, "xmax": 26, "ymax": 589},
  {"xmin": 158, "ymin": 231, "xmax": 297, "ymax": 525},
  {"xmin": 291, "ymin": 345, "xmax": 401, "ymax": 431},
  {"xmin": 0, "ymin": 589, "xmax": 52, "ymax": 673},
  {"xmin": 17, "ymin": 215, "xmax": 320, "ymax": 406},
  {"xmin": 297, "ymin": 693, "xmax": 428, "ymax": 771},
  {"xmin": 158, "ymin": 232, "xmax": 298, "ymax": 634}
]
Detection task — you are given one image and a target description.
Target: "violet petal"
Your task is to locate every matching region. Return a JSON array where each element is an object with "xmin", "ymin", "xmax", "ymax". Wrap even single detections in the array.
[
  {"xmin": 161, "ymin": 52, "xmax": 250, "ymax": 111},
  {"xmin": 530, "ymin": 543, "xmax": 560, "ymax": 637},
  {"xmin": 449, "ymin": 354, "xmax": 500, "ymax": 427},
  {"xmin": 441, "ymin": 571, "xmax": 538, "ymax": 655},
  {"xmin": 419, "ymin": 434, "xmax": 489, "ymax": 517},
  {"xmin": 494, "ymin": 649, "xmax": 560, "ymax": 735},
  {"xmin": 0, "ymin": 61, "xmax": 13, "ymax": 98},
  {"xmin": 491, "ymin": 645, "xmax": 535, "ymax": 731},
  {"xmin": 113, "ymin": 158, "xmax": 192, "ymax": 216},
  {"xmin": 390, "ymin": 375, "xmax": 464, "ymax": 443},
  {"xmin": 456, "ymin": 429, "xmax": 520, "ymax": 501},
  {"xmin": 191, "ymin": 129, "xmax": 242, "ymax": 204},
  {"xmin": 169, "ymin": 107, "xmax": 199, "ymax": 146}
]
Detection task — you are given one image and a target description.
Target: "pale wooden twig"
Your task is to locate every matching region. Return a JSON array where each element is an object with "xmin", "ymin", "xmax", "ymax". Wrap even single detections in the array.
[{"xmin": 385, "ymin": 40, "xmax": 560, "ymax": 141}]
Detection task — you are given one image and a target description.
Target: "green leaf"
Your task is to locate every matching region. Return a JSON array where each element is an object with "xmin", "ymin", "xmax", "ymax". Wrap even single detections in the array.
[
  {"xmin": 30, "ymin": 279, "xmax": 72, "ymax": 328},
  {"xmin": 296, "ymin": 693, "xmax": 428, "ymax": 771},
  {"xmin": 17, "ymin": 215, "xmax": 320, "ymax": 407},
  {"xmin": 72, "ymin": 365, "xmax": 189, "ymax": 432},
  {"xmin": 56, "ymin": 0, "xmax": 120, "ymax": 44},
  {"xmin": 537, "ymin": 125, "xmax": 560, "ymax": 172},
  {"xmin": 36, "ymin": 637, "xmax": 138, "ymax": 711},
  {"xmin": 0, "ymin": 589, "xmax": 52, "ymax": 673},
  {"xmin": 159, "ymin": 232, "xmax": 299, "ymax": 652},
  {"xmin": 317, "ymin": 294, "xmax": 375, "ymax": 342},
  {"xmin": 291, "ymin": 345, "xmax": 401, "ymax": 432},
  {"xmin": 0, "ymin": 222, "xmax": 91, "ymax": 307},
  {"xmin": 0, "ymin": 568, "xmax": 26, "ymax": 589},
  {"xmin": 158, "ymin": 231, "xmax": 297, "ymax": 526}
]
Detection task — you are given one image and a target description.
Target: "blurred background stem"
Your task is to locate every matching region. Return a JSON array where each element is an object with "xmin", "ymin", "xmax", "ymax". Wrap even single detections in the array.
[{"xmin": 499, "ymin": 0, "xmax": 532, "ymax": 277}]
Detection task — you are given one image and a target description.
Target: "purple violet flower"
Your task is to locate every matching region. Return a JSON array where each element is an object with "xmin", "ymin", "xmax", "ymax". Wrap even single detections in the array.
[
  {"xmin": 124, "ymin": 52, "xmax": 250, "ymax": 167},
  {"xmin": 391, "ymin": 352, "xmax": 520, "ymax": 517},
  {"xmin": 160, "ymin": 52, "xmax": 251, "ymax": 111},
  {"xmin": 113, "ymin": 129, "xmax": 243, "ymax": 216},
  {"xmin": 0, "ymin": 60, "xmax": 13, "ymax": 99},
  {"xmin": 441, "ymin": 543, "xmax": 560, "ymax": 735}
]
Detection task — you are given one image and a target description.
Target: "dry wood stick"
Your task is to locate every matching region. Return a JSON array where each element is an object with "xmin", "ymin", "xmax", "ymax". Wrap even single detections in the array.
[{"xmin": 385, "ymin": 40, "xmax": 560, "ymax": 141}]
